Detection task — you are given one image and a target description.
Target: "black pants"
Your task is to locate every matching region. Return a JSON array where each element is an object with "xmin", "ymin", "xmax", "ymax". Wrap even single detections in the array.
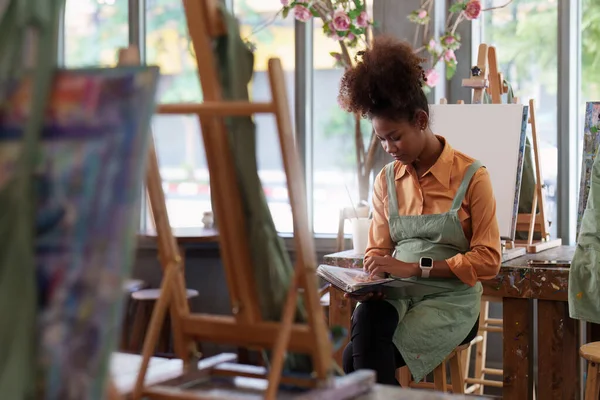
[{"xmin": 342, "ymin": 300, "xmax": 479, "ymax": 385}]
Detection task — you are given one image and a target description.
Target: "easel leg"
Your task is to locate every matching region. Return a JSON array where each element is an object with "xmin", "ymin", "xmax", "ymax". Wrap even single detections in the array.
[
  {"xmin": 265, "ymin": 275, "xmax": 299, "ymax": 400},
  {"xmin": 131, "ymin": 263, "xmax": 178, "ymax": 400}
]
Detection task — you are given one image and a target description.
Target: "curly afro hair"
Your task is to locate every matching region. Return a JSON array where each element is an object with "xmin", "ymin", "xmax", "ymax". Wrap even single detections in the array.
[{"xmin": 338, "ymin": 35, "xmax": 429, "ymax": 123}]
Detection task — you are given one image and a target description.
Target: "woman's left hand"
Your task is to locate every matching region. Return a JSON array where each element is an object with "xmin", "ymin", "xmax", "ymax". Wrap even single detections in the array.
[{"xmin": 364, "ymin": 255, "xmax": 419, "ymax": 278}]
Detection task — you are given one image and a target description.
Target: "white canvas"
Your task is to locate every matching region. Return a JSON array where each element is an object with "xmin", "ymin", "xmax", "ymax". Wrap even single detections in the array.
[{"xmin": 428, "ymin": 104, "xmax": 528, "ymax": 240}]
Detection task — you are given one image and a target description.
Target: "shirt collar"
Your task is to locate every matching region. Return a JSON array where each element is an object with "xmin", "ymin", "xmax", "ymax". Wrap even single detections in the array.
[{"xmin": 395, "ymin": 135, "xmax": 454, "ymax": 189}]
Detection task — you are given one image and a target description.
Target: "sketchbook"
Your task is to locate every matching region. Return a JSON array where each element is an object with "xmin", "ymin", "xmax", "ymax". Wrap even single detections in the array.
[{"xmin": 316, "ymin": 264, "xmax": 459, "ymax": 298}]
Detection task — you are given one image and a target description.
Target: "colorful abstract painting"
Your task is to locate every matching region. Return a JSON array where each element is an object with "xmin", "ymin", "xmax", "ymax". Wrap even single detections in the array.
[
  {"xmin": 577, "ymin": 102, "xmax": 600, "ymax": 238},
  {"xmin": 0, "ymin": 67, "xmax": 159, "ymax": 399}
]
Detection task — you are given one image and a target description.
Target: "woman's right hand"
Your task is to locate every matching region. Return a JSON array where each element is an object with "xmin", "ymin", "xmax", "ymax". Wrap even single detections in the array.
[{"xmin": 344, "ymin": 291, "xmax": 385, "ymax": 302}]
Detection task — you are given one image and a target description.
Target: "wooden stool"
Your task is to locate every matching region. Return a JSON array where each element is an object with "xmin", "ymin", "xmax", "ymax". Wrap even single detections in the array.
[
  {"xmin": 119, "ymin": 279, "xmax": 148, "ymax": 351},
  {"xmin": 128, "ymin": 288, "xmax": 199, "ymax": 355},
  {"xmin": 464, "ymin": 296, "xmax": 504, "ymax": 394},
  {"xmin": 397, "ymin": 343, "xmax": 469, "ymax": 394},
  {"xmin": 580, "ymin": 342, "xmax": 600, "ymax": 399}
]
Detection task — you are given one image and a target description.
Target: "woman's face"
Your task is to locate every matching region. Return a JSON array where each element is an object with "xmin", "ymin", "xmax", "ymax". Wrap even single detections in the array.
[{"xmin": 372, "ymin": 112, "xmax": 428, "ymax": 165}]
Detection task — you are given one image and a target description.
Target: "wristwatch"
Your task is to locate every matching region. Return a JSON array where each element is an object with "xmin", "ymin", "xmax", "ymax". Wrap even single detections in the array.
[{"xmin": 419, "ymin": 257, "xmax": 434, "ymax": 278}]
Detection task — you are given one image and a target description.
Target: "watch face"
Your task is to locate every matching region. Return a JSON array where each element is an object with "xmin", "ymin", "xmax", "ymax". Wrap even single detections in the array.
[{"xmin": 420, "ymin": 257, "xmax": 433, "ymax": 268}]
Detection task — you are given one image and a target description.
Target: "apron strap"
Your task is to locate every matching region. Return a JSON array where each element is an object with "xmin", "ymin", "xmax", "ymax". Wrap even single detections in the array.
[
  {"xmin": 450, "ymin": 160, "xmax": 483, "ymax": 212},
  {"xmin": 385, "ymin": 161, "xmax": 400, "ymax": 218}
]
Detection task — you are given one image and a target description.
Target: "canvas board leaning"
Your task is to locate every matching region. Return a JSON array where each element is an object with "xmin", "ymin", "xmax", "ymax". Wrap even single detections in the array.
[{"xmin": 428, "ymin": 104, "xmax": 528, "ymax": 240}]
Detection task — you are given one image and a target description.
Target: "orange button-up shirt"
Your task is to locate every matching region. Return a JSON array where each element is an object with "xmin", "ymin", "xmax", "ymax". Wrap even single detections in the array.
[{"xmin": 366, "ymin": 136, "xmax": 502, "ymax": 286}]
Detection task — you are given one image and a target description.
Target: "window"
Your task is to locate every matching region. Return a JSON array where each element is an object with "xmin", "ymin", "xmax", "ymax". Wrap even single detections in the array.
[
  {"xmin": 234, "ymin": 0, "xmax": 296, "ymax": 233},
  {"xmin": 144, "ymin": 0, "xmax": 295, "ymax": 232},
  {"xmin": 146, "ymin": 0, "xmax": 207, "ymax": 228},
  {"xmin": 480, "ymin": 0, "xmax": 558, "ymax": 238},
  {"xmin": 579, "ymin": 0, "xmax": 600, "ymax": 186},
  {"xmin": 63, "ymin": 0, "xmax": 128, "ymax": 67},
  {"xmin": 312, "ymin": 1, "xmax": 373, "ymax": 235}
]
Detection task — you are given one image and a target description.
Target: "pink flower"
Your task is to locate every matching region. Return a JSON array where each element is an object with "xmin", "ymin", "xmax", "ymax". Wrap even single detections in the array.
[
  {"xmin": 444, "ymin": 36, "xmax": 455, "ymax": 45},
  {"xmin": 428, "ymin": 39, "xmax": 436, "ymax": 49},
  {"xmin": 356, "ymin": 11, "xmax": 369, "ymax": 27},
  {"xmin": 346, "ymin": 32, "xmax": 355, "ymax": 41},
  {"xmin": 332, "ymin": 9, "xmax": 351, "ymax": 31},
  {"xmin": 464, "ymin": 0, "xmax": 482, "ymax": 20},
  {"xmin": 294, "ymin": 5, "xmax": 312, "ymax": 22},
  {"xmin": 424, "ymin": 69, "xmax": 440, "ymax": 88},
  {"xmin": 328, "ymin": 22, "xmax": 343, "ymax": 40},
  {"xmin": 443, "ymin": 49, "xmax": 456, "ymax": 62},
  {"xmin": 280, "ymin": 0, "xmax": 289, "ymax": 5},
  {"xmin": 417, "ymin": 9, "xmax": 428, "ymax": 19}
]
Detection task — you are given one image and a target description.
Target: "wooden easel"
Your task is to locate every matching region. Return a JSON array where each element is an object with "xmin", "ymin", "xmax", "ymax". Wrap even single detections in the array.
[
  {"xmin": 124, "ymin": 1, "xmax": 374, "ymax": 399},
  {"xmin": 462, "ymin": 43, "xmax": 561, "ymax": 254}
]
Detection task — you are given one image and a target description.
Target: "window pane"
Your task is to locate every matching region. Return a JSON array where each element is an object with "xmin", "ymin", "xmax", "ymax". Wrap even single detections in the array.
[
  {"xmin": 312, "ymin": 1, "xmax": 373, "ymax": 235},
  {"xmin": 146, "ymin": 0, "xmax": 205, "ymax": 228},
  {"xmin": 579, "ymin": 0, "xmax": 600, "ymax": 208},
  {"xmin": 235, "ymin": 0, "xmax": 295, "ymax": 233},
  {"xmin": 64, "ymin": 0, "xmax": 128, "ymax": 67},
  {"xmin": 481, "ymin": 0, "xmax": 558, "ymax": 238}
]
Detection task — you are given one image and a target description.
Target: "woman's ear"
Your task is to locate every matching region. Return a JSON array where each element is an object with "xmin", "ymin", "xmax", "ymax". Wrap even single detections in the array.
[{"xmin": 415, "ymin": 110, "xmax": 429, "ymax": 131}]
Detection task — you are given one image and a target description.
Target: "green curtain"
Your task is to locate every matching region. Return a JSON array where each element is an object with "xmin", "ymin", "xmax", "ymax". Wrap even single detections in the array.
[
  {"xmin": 212, "ymin": 4, "xmax": 314, "ymax": 374},
  {"xmin": 0, "ymin": 0, "xmax": 65, "ymax": 398},
  {"xmin": 483, "ymin": 80, "xmax": 538, "ymax": 240}
]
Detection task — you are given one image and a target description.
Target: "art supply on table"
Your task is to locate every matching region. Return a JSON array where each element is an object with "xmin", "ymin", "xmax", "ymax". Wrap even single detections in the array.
[{"xmin": 350, "ymin": 217, "xmax": 370, "ymax": 254}]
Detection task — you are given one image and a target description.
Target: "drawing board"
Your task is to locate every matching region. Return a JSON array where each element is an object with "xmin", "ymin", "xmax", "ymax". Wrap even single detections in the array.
[{"xmin": 429, "ymin": 104, "xmax": 528, "ymax": 240}]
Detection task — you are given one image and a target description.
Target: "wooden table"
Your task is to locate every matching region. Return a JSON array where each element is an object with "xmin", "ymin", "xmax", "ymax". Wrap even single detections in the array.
[{"xmin": 322, "ymin": 245, "xmax": 578, "ymax": 400}]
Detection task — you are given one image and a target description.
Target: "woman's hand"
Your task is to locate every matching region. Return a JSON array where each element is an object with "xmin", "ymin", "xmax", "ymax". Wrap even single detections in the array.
[{"xmin": 364, "ymin": 255, "xmax": 419, "ymax": 278}]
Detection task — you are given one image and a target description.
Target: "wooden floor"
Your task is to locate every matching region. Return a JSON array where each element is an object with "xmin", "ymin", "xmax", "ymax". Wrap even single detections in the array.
[{"xmin": 110, "ymin": 352, "xmax": 490, "ymax": 399}]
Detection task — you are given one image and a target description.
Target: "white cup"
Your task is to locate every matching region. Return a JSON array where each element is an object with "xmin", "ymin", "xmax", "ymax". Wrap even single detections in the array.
[{"xmin": 351, "ymin": 217, "xmax": 371, "ymax": 254}]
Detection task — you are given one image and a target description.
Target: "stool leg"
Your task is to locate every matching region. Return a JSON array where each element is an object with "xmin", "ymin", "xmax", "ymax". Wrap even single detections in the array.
[
  {"xmin": 433, "ymin": 362, "xmax": 448, "ymax": 392},
  {"xmin": 397, "ymin": 366, "xmax": 411, "ymax": 388},
  {"xmin": 585, "ymin": 361, "xmax": 600, "ymax": 400},
  {"xmin": 450, "ymin": 351, "xmax": 465, "ymax": 394},
  {"xmin": 474, "ymin": 300, "xmax": 489, "ymax": 395},
  {"xmin": 129, "ymin": 301, "xmax": 151, "ymax": 353}
]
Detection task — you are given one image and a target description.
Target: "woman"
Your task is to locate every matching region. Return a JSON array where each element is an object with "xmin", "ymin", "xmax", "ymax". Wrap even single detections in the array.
[{"xmin": 338, "ymin": 36, "xmax": 502, "ymax": 386}]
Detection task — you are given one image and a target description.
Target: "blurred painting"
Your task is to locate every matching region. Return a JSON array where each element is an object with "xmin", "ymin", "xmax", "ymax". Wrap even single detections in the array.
[{"xmin": 0, "ymin": 66, "xmax": 159, "ymax": 399}]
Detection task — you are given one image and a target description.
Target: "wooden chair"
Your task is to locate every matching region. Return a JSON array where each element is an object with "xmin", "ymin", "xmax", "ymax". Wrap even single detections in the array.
[
  {"xmin": 463, "ymin": 296, "xmax": 504, "ymax": 394},
  {"xmin": 397, "ymin": 343, "xmax": 470, "ymax": 393},
  {"xmin": 580, "ymin": 342, "xmax": 600, "ymax": 399}
]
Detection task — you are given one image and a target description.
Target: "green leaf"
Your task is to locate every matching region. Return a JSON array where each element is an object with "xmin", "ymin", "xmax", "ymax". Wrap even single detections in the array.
[
  {"xmin": 591, "ymin": 126, "xmax": 599, "ymax": 134},
  {"xmin": 353, "ymin": 0, "xmax": 365, "ymax": 12},
  {"xmin": 349, "ymin": 9, "xmax": 361, "ymax": 19},
  {"xmin": 310, "ymin": 7, "xmax": 320, "ymax": 17},
  {"xmin": 449, "ymin": 1, "xmax": 467, "ymax": 13},
  {"xmin": 282, "ymin": 7, "xmax": 289, "ymax": 18},
  {"xmin": 446, "ymin": 62, "xmax": 457, "ymax": 80},
  {"xmin": 422, "ymin": 85, "xmax": 432, "ymax": 95}
]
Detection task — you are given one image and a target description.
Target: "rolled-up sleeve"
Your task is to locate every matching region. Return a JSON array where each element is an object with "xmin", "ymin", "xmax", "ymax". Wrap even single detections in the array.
[
  {"xmin": 365, "ymin": 170, "xmax": 394, "ymax": 259},
  {"xmin": 446, "ymin": 168, "xmax": 502, "ymax": 286}
]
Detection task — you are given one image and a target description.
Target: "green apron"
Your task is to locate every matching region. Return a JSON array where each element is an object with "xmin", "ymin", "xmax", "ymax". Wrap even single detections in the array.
[
  {"xmin": 380, "ymin": 160, "xmax": 483, "ymax": 382},
  {"xmin": 569, "ymin": 145, "xmax": 600, "ymax": 323}
]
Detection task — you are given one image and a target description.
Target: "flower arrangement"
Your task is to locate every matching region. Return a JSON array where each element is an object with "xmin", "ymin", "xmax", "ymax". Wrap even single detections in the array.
[
  {"xmin": 281, "ymin": 0, "xmax": 376, "ymax": 202},
  {"xmin": 280, "ymin": 0, "xmax": 374, "ymax": 70}
]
